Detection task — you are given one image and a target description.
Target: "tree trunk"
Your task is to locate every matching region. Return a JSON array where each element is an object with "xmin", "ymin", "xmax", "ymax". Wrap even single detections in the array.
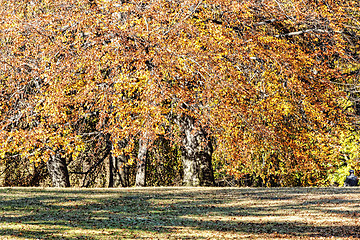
[
  {"xmin": 0, "ymin": 162, "xmax": 5, "ymax": 187},
  {"xmin": 178, "ymin": 115, "xmax": 215, "ymax": 186},
  {"xmin": 109, "ymin": 139, "xmax": 129, "ymax": 188},
  {"xmin": 108, "ymin": 153, "xmax": 114, "ymax": 187},
  {"xmin": 47, "ymin": 152, "xmax": 70, "ymax": 187},
  {"xmin": 135, "ymin": 137, "xmax": 148, "ymax": 187},
  {"xmin": 117, "ymin": 154, "xmax": 129, "ymax": 187},
  {"xmin": 82, "ymin": 155, "xmax": 92, "ymax": 187},
  {"xmin": 109, "ymin": 154, "xmax": 129, "ymax": 187},
  {"xmin": 29, "ymin": 161, "xmax": 47, "ymax": 186}
]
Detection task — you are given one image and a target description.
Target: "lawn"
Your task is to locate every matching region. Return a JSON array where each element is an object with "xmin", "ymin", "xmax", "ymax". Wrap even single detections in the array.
[{"xmin": 0, "ymin": 187, "xmax": 359, "ymax": 239}]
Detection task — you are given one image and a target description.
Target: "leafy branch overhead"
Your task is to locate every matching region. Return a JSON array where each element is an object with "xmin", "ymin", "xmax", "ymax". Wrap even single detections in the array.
[{"xmin": 0, "ymin": 0, "xmax": 359, "ymax": 187}]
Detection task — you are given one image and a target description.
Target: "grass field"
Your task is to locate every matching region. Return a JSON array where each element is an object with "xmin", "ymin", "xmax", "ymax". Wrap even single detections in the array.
[{"xmin": 0, "ymin": 187, "xmax": 359, "ymax": 239}]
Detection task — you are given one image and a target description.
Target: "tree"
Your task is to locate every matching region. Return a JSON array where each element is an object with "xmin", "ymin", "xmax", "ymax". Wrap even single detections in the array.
[
  {"xmin": 135, "ymin": 136, "xmax": 149, "ymax": 187},
  {"xmin": 177, "ymin": 114, "xmax": 215, "ymax": 186},
  {"xmin": 1, "ymin": 0, "xmax": 358, "ymax": 187},
  {"xmin": 109, "ymin": 139, "xmax": 130, "ymax": 187}
]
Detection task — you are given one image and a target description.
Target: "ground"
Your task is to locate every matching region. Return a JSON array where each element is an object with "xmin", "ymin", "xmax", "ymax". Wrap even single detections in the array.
[{"xmin": 0, "ymin": 187, "xmax": 359, "ymax": 239}]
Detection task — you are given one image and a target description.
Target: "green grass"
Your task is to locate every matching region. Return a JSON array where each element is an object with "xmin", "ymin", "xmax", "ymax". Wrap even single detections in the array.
[{"xmin": 0, "ymin": 187, "xmax": 359, "ymax": 239}]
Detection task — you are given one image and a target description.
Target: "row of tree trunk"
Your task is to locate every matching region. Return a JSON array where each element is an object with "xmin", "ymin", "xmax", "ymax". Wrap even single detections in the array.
[{"xmin": 46, "ymin": 115, "xmax": 215, "ymax": 187}]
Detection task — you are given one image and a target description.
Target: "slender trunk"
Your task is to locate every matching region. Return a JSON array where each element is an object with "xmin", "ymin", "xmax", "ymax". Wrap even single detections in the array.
[
  {"xmin": 109, "ymin": 139, "xmax": 129, "ymax": 188},
  {"xmin": 82, "ymin": 134, "xmax": 112, "ymax": 187},
  {"xmin": 29, "ymin": 161, "xmax": 46, "ymax": 186},
  {"xmin": 118, "ymin": 154, "xmax": 129, "ymax": 187},
  {"xmin": 108, "ymin": 153, "xmax": 114, "ymax": 187},
  {"xmin": 82, "ymin": 156, "xmax": 92, "ymax": 187},
  {"xmin": 179, "ymin": 115, "xmax": 215, "ymax": 186},
  {"xmin": 109, "ymin": 154, "xmax": 129, "ymax": 187},
  {"xmin": 47, "ymin": 152, "xmax": 70, "ymax": 187},
  {"xmin": 0, "ymin": 162, "xmax": 5, "ymax": 187},
  {"xmin": 135, "ymin": 137, "xmax": 148, "ymax": 187}
]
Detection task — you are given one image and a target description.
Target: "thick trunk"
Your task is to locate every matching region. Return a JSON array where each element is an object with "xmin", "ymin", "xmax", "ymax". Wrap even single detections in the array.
[
  {"xmin": 179, "ymin": 115, "xmax": 215, "ymax": 187},
  {"xmin": 135, "ymin": 137, "xmax": 148, "ymax": 187},
  {"xmin": 47, "ymin": 153, "xmax": 70, "ymax": 187}
]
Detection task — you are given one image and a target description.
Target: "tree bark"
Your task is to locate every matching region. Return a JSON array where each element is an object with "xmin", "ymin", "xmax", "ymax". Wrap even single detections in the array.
[
  {"xmin": 135, "ymin": 137, "xmax": 148, "ymax": 187},
  {"xmin": 47, "ymin": 152, "xmax": 70, "ymax": 187},
  {"xmin": 117, "ymin": 154, "xmax": 129, "ymax": 187},
  {"xmin": 109, "ymin": 139, "xmax": 129, "ymax": 188},
  {"xmin": 109, "ymin": 154, "xmax": 129, "ymax": 187},
  {"xmin": 82, "ymin": 155, "xmax": 92, "ymax": 187},
  {"xmin": 178, "ymin": 115, "xmax": 215, "ymax": 186},
  {"xmin": 108, "ymin": 153, "xmax": 114, "ymax": 187},
  {"xmin": 81, "ymin": 134, "xmax": 112, "ymax": 187}
]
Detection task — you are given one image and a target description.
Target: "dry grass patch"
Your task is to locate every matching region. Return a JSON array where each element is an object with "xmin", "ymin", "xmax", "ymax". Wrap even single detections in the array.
[{"xmin": 0, "ymin": 187, "xmax": 359, "ymax": 239}]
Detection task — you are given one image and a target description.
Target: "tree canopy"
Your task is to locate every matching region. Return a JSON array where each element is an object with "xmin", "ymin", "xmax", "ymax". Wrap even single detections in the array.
[{"xmin": 0, "ymin": 0, "xmax": 359, "ymax": 187}]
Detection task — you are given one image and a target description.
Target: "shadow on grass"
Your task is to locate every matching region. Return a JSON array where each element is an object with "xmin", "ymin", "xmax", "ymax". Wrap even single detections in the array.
[{"xmin": 0, "ymin": 187, "xmax": 359, "ymax": 239}]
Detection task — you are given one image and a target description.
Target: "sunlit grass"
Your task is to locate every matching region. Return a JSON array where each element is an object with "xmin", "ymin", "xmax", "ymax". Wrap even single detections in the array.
[{"xmin": 0, "ymin": 187, "xmax": 359, "ymax": 239}]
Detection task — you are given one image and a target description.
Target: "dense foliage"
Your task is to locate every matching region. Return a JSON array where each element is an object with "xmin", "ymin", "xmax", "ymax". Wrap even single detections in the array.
[{"xmin": 0, "ymin": 0, "xmax": 359, "ymax": 187}]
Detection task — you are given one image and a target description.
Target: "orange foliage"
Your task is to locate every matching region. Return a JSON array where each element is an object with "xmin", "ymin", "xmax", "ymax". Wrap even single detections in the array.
[{"xmin": 0, "ymin": 0, "xmax": 358, "ymax": 186}]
